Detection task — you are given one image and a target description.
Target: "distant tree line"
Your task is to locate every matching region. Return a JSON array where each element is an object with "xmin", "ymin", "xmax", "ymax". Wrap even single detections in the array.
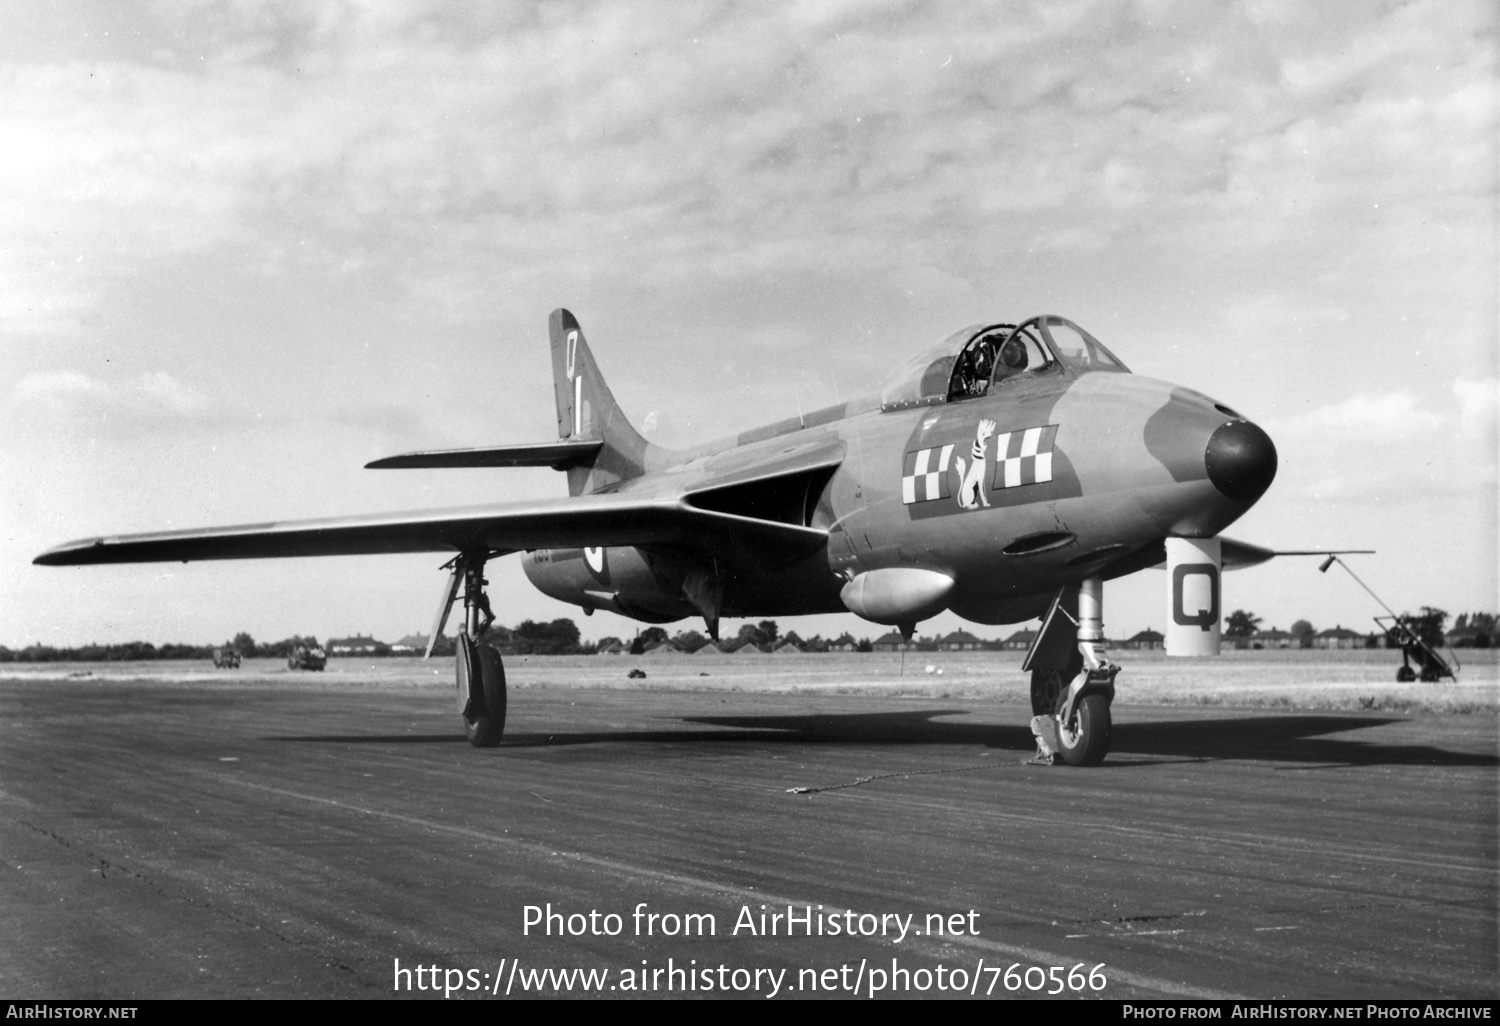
[
  {"xmin": 1223, "ymin": 607, "xmax": 1496, "ymax": 649},
  {"xmin": 0, "ymin": 641, "xmax": 216, "ymax": 662},
  {"xmin": 1448, "ymin": 612, "xmax": 1498, "ymax": 648},
  {"xmin": 487, "ymin": 620, "xmax": 582, "ymax": 655},
  {"xmin": 0, "ymin": 634, "xmax": 324, "ymax": 662},
  {"xmin": 11, "ymin": 608, "xmax": 1493, "ymax": 662}
]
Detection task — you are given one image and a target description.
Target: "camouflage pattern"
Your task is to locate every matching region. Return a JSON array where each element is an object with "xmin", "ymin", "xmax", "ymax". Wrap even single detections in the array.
[{"xmin": 36, "ymin": 309, "xmax": 1277, "ymax": 639}]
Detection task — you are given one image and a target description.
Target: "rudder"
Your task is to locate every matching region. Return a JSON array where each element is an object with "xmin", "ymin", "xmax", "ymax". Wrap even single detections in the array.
[{"xmin": 548, "ymin": 309, "xmax": 651, "ymax": 495}]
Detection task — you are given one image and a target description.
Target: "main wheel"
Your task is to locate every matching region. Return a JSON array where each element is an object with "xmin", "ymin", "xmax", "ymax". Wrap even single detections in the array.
[
  {"xmin": 462, "ymin": 643, "xmax": 507, "ymax": 748},
  {"xmin": 1055, "ymin": 693, "xmax": 1112, "ymax": 767},
  {"xmin": 1395, "ymin": 665, "xmax": 1416, "ymax": 683},
  {"xmin": 1030, "ymin": 649, "xmax": 1083, "ymax": 716}
]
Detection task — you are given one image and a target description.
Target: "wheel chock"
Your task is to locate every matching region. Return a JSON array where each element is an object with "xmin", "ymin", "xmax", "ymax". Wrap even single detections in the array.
[{"xmin": 1028, "ymin": 715, "xmax": 1061, "ymax": 766}]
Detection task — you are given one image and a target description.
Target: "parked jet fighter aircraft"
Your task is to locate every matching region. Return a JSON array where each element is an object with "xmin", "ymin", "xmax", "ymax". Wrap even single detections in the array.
[{"xmin": 36, "ymin": 309, "xmax": 1283, "ymax": 765}]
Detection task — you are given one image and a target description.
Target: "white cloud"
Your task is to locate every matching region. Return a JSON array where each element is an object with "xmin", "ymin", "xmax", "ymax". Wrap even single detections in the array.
[
  {"xmin": 13, "ymin": 369, "xmax": 105, "ymax": 402},
  {"xmin": 14, "ymin": 369, "xmax": 218, "ymax": 427},
  {"xmin": 1269, "ymin": 375, "xmax": 1498, "ymax": 512},
  {"xmin": 1273, "ymin": 390, "xmax": 1444, "ymax": 442},
  {"xmin": 1454, "ymin": 377, "xmax": 1499, "ymax": 440},
  {"xmin": 0, "ymin": 0, "xmax": 1491, "ymax": 334},
  {"xmin": 1222, "ymin": 296, "xmax": 1351, "ymax": 342}
]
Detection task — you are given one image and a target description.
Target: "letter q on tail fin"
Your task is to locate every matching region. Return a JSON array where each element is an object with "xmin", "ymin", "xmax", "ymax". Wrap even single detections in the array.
[{"xmin": 548, "ymin": 309, "xmax": 654, "ymax": 496}]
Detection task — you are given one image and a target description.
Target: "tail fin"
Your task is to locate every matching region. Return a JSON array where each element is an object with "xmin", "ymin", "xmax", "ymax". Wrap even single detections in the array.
[{"xmin": 549, "ymin": 309, "xmax": 652, "ymax": 496}]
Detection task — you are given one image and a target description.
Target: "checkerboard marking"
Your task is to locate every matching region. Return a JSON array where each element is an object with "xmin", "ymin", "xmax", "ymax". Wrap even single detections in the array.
[
  {"xmin": 994, "ymin": 425, "xmax": 1058, "ymax": 488},
  {"xmin": 901, "ymin": 443, "xmax": 956, "ymax": 504}
]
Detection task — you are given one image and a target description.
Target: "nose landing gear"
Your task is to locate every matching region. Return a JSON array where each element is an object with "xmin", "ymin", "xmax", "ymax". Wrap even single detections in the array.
[{"xmin": 1024, "ymin": 578, "xmax": 1117, "ymax": 766}]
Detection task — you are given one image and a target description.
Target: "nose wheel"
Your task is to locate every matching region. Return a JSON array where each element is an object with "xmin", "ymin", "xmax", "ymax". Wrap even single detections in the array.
[
  {"xmin": 1026, "ymin": 577, "xmax": 1117, "ymax": 766},
  {"xmin": 1053, "ymin": 691, "xmax": 1112, "ymax": 766},
  {"xmin": 1030, "ymin": 665, "xmax": 1116, "ymax": 766}
]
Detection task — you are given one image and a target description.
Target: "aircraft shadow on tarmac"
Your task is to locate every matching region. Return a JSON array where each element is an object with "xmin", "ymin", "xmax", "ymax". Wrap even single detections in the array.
[{"xmin": 271, "ymin": 710, "xmax": 1498, "ymax": 768}]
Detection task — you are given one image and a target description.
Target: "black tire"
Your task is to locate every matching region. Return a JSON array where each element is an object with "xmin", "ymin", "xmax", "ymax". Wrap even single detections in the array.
[
  {"xmin": 1056, "ymin": 693, "xmax": 1112, "ymax": 767},
  {"xmin": 1030, "ymin": 649, "xmax": 1083, "ymax": 716},
  {"xmin": 1418, "ymin": 667, "xmax": 1440, "ymax": 683},
  {"xmin": 465, "ymin": 644, "xmax": 507, "ymax": 748},
  {"xmin": 1395, "ymin": 665, "xmax": 1416, "ymax": 683}
]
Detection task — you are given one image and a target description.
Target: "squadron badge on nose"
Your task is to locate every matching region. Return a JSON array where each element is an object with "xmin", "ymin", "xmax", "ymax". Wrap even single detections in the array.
[
  {"xmin": 955, "ymin": 419, "xmax": 996, "ymax": 509},
  {"xmin": 902, "ymin": 421, "xmax": 1059, "ymax": 511}
]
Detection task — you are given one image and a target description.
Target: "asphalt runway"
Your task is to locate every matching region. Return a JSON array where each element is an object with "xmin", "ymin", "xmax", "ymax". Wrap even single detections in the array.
[{"xmin": 2, "ymin": 667, "xmax": 1495, "ymax": 999}]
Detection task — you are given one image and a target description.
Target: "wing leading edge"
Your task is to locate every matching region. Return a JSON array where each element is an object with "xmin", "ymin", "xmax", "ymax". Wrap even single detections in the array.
[{"xmin": 33, "ymin": 492, "xmax": 828, "ymax": 566}]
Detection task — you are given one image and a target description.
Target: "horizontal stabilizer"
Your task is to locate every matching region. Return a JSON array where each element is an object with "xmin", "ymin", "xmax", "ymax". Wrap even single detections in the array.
[
  {"xmin": 33, "ymin": 492, "xmax": 828, "ymax": 566},
  {"xmin": 365, "ymin": 440, "xmax": 603, "ymax": 470},
  {"xmin": 1219, "ymin": 538, "xmax": 1276, "ymax": 570},
  {"xmin": 1149, "ymin": 538, "xmax": 1376, "ymax": 571}
]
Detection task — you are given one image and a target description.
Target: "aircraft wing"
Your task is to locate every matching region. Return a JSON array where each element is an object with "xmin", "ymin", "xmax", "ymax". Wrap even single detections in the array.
[
  {"xmin": 33, "ymin": 492, "xmax": 828, "ymax": 566},
  {"xmin": 364, "ymin": 439, "xmax": 602, "ymax": 470}
]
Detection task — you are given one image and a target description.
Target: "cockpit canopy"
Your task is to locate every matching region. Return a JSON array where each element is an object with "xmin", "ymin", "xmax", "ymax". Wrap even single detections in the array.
[{"xmin": 879, "ymin": 316, "xmax": 1128, "ymax": 411}]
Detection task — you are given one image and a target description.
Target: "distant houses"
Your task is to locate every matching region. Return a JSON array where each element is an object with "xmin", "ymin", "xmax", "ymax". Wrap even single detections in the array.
[
  {"xmin": 327, "ymin": 634, "xmax": 382, "ymax": 655},
  {"xmin": 1121, "ymin": 629, "xmax": 1165, "ymax": 650},
  {"xmin": 938, "ymin": 630, "xmax": 985, "ymax": 651},
  {"xmin": 1002, "ymin": 629, "xmax": 1036, "ymax": 650},
  {"xmin": 1312, "ymin": 625, "xmax": 1367, "ymax": 650},
  {"xmin": 1245, "ymin": 627, "xmax": 1294, "ymax": 649}
]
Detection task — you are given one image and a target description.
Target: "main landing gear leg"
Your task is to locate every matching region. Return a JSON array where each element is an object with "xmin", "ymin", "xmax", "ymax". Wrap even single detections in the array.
[
  {"xmin": 453, "ymin": 553, "xmax": 506, "ymax": 748},
  {"xmin": 1029, "ymin": 577, "xmax": 1116, "ymax": 766}
]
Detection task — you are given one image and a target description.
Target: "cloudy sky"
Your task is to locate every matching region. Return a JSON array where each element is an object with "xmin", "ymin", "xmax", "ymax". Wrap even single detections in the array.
[{"xmin": 3, "ymin": 0, "xmax": 1495, "ymax": 649}]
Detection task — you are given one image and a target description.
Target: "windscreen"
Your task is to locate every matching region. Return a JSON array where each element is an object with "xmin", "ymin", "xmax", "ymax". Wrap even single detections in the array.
[{"xmin": 1037, "ymin": 317, "xmax": 1129, "ymax": 373}]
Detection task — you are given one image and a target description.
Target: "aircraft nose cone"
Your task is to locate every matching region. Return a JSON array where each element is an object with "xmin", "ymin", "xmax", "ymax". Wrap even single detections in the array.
[{"xmin": 1205, "ymin": 420, "xmax": 1277, "ymax": 502}]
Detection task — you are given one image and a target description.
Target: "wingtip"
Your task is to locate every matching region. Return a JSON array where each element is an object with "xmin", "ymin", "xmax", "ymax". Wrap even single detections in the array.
[
  {"xmin": 33, "ymin": 541, "xmax": 89, "ymax": 566},
  {"xmin": 35, "ymin": 534, "xmax": 129, "ymax": 566}
]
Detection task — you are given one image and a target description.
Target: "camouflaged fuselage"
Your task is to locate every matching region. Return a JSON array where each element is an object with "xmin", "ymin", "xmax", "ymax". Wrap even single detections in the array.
[{"xmin": 524, "ymin": 366, "xmax": 1272, "ymax": 626}]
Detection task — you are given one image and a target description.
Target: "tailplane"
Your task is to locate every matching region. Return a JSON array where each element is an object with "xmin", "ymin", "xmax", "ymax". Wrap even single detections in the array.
[
  {"xmin": 549, "ymin": 308, "xmax": 652, "ymax": 496},
  {"xmin": 365, "ymin": 309, "xmax": 654, "ymax": 487}
]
